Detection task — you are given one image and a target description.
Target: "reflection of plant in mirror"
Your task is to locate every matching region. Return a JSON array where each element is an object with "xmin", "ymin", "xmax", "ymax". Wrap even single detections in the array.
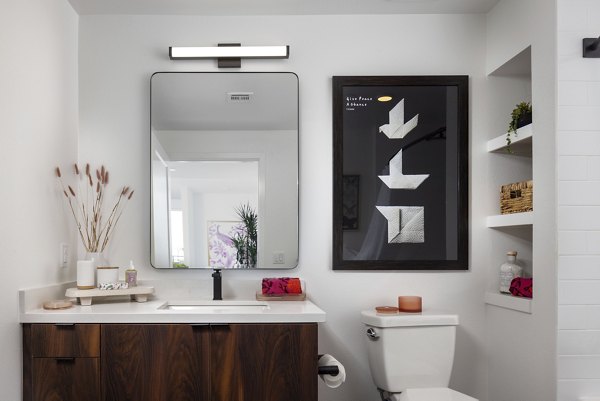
[
  {"xmin": 232, "ymin": 203, "xmax": 258, "ymax": 268},
  {"xmin": 172, "ymin": 262, "xmax": 189, "ymax": 268}
]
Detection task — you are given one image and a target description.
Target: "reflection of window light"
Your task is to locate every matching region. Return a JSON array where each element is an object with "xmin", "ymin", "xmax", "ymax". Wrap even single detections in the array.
[{"xmin": 170, "ymin": 210, "xmax": 185, "ymax": 263}]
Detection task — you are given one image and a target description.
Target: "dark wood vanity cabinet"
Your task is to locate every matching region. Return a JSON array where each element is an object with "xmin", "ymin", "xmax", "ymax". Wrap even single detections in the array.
[
  {"xmin": 23, "ymin": 323, "xmax": 317, "ymax": 401},
  {"xmin": 101, "ymin": 324, "xmax": 210, "ymax": 401},
  {"xmin": 23, "ymin": 324, "xmax": 101, "ymax": 401},
  {"xmin": 210, "ymin": 324, "xmax": 318, "ymax": 401}
]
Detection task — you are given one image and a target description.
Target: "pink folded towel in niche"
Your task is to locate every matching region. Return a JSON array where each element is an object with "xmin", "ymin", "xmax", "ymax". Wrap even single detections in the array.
[
  {"xmin": 509, "ymin": 277, "xmax": 533, "ymax": 298},
  {"xmin": 261, "ymin": 277, "xmax": 302, "ymax": 295}
]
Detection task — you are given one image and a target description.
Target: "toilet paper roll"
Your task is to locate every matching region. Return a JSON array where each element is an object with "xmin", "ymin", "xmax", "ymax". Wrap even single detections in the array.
[{"xmin": 318, "ymin": 354, "xmax": 346, "ymax": 388}]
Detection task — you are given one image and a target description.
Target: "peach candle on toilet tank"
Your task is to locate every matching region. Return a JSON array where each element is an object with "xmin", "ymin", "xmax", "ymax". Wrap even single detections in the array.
[{"xmin": 398, "ymin": 296, "xmax": 422, "ymax": 313}]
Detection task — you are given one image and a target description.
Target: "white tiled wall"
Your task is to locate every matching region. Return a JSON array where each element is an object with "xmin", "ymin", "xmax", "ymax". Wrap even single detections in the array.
[{"xmin": 558, "ymin": 1, "xmax": 600, "ymax": 399}]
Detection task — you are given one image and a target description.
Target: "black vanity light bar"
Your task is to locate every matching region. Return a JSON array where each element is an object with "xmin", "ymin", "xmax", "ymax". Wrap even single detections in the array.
[{"xmin": 169, "ymin": 45, "xmax": 289, "ymax": 60}]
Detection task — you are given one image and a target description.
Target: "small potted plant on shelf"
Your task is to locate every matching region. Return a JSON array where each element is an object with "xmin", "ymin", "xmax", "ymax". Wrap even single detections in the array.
[{"xmin": 506, "ymin": 101, "xmax": 532, "ymax": 153}]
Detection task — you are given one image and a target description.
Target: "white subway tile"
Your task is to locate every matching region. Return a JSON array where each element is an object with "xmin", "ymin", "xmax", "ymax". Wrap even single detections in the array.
[
  {"xmin": 559, "ymin": 57, "xmax": 600, "ymax": 82},
  {"xmin": 559, "ymin": 330, "xmax": 600, "ymax": 355},
  {"xmin": 559, "ymin": 305, "xmax": 589, "ymax": 329},
  {"xmin": 559, "ymin": 256, "xmax": 600, "ymax": 279},
  {"xmin": 559, "ymin": 106, "xmax": 600, "ymax": 131},
  {"xmin": 560, "ymin": 181, "xmax": 600, "ymax": 205},
  {"xmin": 558, "ymin": 132, "xmax": 600, "ymax": 156},
  {"xmin": 558, "ymin": 31, "xmax": 587, "ymax": 57},
  {"xmin": 588, "ymin": 2, "xmax": 600, "ymax": 30},
  {"xmin": 588, "ymin": 157, "xmax": 600, "ymax": 180},
  {"xmin": 559, "ymin": 280, "xmax": 600, "ymax": 304},
  {"xmin": 559, "ymin": 206, "xmax": 600, "ymax": 230},
  {"xmin": 587, "ymin": 232, "xmax": 600, "ymax": 254},
  {"xmin": 559, "ymin": 306, "xmax": 600, "ymax": 329},
  {"xmin": 559, "ymin": 156, "xmax": 588, "ymax": 180},
  {"xmin": 558, "ymin": 0, "xmax": 589, "ymax": 31},
  {"xmin": 560, "ymin": 81, "xmax": 589, "ymax": 105},
  {"xmin": 559, "ymin": 356, "xmax": 600, "ymax": 379},
  {"xmin": 588, "ymin": 83, "xmax": 600, "ymax": 106},
  {"xmin": 559, "ymin": 230, "xmax": 588, "ymax": 254},
  {"xmin": 559, "ymin": 378, "xmax": 600, "ymax": 401}
]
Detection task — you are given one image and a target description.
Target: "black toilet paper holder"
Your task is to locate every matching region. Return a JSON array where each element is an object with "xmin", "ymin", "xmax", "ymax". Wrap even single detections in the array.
[{"xmin": 317, "ymin": 354, "xmax": 340, "ymax": 376}]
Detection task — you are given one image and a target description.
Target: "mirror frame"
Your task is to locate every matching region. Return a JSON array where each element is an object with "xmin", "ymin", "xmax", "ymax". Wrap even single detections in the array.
[{"xmin": 149, "ymin": 71, "xmax": 300, "ymax": 269}]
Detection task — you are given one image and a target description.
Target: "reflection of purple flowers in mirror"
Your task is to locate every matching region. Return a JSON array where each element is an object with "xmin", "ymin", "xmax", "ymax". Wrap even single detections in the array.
[{"xmin": 207, "ymin": 222, "xmax": 245, "ymax": 268}]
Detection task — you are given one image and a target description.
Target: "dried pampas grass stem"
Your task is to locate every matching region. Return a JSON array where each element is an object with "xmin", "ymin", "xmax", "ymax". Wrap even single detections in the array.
[{"xmin": 55, "ymin": 163, "xmax": 134, "ymax": 253}]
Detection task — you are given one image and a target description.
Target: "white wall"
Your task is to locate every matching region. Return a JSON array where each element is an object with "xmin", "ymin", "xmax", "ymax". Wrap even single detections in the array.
[
  {"xmin": 557, "ymin": 1, "xmax": 600, "ymax": 399},
  {"xmin": 0, "ymin": 0, "xmax": 79, "ymax": 399},
  {"xmin": 484, "ymin": 1, "xmax": 557, "ymax": 401},
  {"xmin": 78, "ymin": 14, "xmax": 489, "ymax": 400}
]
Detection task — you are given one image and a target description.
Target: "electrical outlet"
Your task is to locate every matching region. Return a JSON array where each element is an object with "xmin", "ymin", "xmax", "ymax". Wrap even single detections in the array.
[
  {"xmin": 60, "ymin": 243, "xmax": 69, "ymax": 268},
  {"xmin": 272, "ymin": 252, "xmax": 285, "ymax": 264}
]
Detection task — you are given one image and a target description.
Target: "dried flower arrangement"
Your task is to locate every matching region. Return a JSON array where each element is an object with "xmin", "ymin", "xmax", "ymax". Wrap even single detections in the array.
[{"xmin": 55, "ymin": 164, "xmax": 133, "ymax": 253}]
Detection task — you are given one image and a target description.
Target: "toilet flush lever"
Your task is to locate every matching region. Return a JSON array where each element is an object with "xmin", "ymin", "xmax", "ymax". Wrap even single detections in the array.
[{"xmin": 366, "ymin": 327, "xmax": 379, "ymax": 340}]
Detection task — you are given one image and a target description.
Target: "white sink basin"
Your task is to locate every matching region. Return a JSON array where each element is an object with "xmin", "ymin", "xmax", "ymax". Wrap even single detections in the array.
[{"xmin": 158, "ymin": 300, "xmax": 269, "ymax": 313}]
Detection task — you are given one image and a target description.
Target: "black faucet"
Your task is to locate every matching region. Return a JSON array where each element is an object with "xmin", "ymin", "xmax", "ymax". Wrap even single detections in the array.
[{"xmin": 212, "ymin": 269, "xmax": 223, "ymax": 300}]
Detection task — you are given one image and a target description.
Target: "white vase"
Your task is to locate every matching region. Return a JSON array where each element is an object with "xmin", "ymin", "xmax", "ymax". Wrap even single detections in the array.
[
  {"xmin": 87, "ymin": 252, "xmax": 108, "ymax": 268},
  {"xmin": 77, "ymin": 260, "xmax": 95, "ymax": 290},
  {"xmin": 85, "ymin": 252, "xmax": 108, "ymax": 289}
]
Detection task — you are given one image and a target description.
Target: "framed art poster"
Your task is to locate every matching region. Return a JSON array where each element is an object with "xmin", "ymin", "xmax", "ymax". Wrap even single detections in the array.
[{"xmin": 332, "ymin": 76, "xmax": 469, "ymax": 270}]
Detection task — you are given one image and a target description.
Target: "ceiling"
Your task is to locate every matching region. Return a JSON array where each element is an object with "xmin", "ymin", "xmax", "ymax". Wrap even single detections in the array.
[{"xmin": 67, "ymin": 0, "xmax": 499, "ymax": 16}]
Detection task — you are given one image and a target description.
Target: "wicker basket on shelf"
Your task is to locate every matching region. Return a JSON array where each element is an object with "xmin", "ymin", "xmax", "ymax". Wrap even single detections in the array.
[{"xmin": 500, "ymin": 180, "xmax": 533, "ymax": 215}]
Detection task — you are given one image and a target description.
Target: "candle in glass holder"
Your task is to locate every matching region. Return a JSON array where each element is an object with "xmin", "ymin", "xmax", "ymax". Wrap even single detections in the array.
[{"xmin": 398, "ymin": 296, "xmax": 422, "ymax": 313}]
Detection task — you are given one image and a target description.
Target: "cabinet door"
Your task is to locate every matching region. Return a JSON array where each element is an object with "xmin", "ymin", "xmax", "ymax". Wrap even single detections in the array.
[
  {"xmin": 32, "ymin": 357, "xmax": 100, "ymax": 401},
  {"xmin": 210, "ymin": 323, "xmax": 317, "ymax": 401},
  {"xmin": 101, "ymin": 324, "xmax": 210, "ymax": 401}
]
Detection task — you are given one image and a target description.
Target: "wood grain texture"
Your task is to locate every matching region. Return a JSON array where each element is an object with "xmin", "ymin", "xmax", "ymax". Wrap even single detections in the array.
[
  {"xmin": 22, "ymin": 324, "xmax": 33, "ymax": 401},
  {"xmin": 101, "ymin": 324, "xmax": 210, "ymax": 401},
  {"xmin": 210, "ymin": 323, "xmax": 317, "ymax": 401},
  {"xmin": 32, "ymin": 358, "xmax": 100, "ymax": 401},
  {"xmin": 31, "ymin": 324, "xmax": 100, "ymax": 357}
]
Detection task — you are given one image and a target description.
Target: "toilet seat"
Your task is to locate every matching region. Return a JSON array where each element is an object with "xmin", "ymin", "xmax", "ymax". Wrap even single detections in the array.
[{"xmin": 391, "ymin": 387, "xmax": 478, "ymax": 401}]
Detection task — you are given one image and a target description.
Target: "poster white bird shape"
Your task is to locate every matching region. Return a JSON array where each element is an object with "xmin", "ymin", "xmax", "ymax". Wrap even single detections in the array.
[
  {"xmin": 379, "ymin": 99, "xmax": 419, "ymax": 139},
  {"xmin": 379, "ymin": 149, "xmax": 429, "ymax": 189}
]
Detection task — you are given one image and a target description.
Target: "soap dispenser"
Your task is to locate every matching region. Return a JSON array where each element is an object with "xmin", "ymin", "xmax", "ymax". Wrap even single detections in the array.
[{"xmin": 126, "ymin": 260, "xmax": 138, "ymax": 287}]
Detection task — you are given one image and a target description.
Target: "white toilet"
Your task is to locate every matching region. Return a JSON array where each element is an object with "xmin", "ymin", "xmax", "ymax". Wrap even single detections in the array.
[{"xmin": 361, "ymin": 310, "xmax": 478, "ymax": 401}]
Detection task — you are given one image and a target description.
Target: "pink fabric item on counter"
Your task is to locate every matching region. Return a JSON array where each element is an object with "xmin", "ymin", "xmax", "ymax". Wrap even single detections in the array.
[{"xmin": 261, "ymin": 277, "xmax": 302, "ymax": 295}]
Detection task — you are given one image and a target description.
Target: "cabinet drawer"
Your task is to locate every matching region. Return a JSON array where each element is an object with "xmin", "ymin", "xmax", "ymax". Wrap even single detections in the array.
[
  {"xmin": 33, "ymin": 357, "xmax": 100, "ymax": 401},
  {"xmin": 31, "ymin": 324, "xmax": 100, "ymax": 357}
]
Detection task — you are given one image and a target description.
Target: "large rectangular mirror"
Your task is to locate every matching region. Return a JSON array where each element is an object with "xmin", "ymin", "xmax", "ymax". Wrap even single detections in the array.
[{"xmin": 150, "ymin": 72, "xmax": 298, "ymax": 269}]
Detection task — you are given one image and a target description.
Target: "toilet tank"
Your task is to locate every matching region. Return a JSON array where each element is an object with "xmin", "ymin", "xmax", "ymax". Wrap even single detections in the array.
[{"xmin": 360, "ymin": 311, "xmax": 459, "ymax": 393}]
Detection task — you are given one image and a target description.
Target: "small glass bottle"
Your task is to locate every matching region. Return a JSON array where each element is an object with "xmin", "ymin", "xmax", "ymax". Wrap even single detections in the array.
[
  {"xmin": 499, "ymin": 251, "xmax": 522, "ymax": 294},
  {"xmin": 125, "ymin": 260, "xmax": 137, "ymax": 287}
]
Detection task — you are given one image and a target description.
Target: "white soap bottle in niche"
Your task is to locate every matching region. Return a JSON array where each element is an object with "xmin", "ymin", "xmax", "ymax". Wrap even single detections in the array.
[{"xmin": 499, "ymin": 251, "xmax": 522, "ymax": 294}]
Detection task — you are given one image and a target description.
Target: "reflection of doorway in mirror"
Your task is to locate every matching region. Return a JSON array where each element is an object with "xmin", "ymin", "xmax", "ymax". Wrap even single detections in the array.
[{"xmin": 170, "ymin": 210, "xmax": 185, "ymax": 267}]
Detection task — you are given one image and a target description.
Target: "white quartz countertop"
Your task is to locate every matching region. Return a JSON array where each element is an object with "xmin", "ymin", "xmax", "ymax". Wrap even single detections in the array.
[{"xmin": 19, "ymin": 281, "xmax": 326, "ymax": 324}]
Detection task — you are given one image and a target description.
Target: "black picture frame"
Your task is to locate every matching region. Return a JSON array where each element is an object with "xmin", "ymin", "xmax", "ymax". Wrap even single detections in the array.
[{"xmin": 332, "ymin": 76, "xmax": 469, "ymax": 270}]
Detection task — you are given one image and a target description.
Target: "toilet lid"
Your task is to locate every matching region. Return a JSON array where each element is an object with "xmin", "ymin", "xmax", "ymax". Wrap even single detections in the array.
[{"xmin": 392, "ymin": 387, "xmax": 478, "ymax": 401}]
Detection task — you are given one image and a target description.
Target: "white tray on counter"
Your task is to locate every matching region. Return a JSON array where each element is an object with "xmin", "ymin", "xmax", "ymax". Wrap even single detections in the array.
[{"xmin": 65, "ymin": 286, "xmax": 154, "ymax": 306}]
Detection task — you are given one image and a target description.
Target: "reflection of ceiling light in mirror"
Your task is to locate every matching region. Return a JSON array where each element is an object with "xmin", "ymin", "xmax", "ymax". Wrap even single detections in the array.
[{"xmin": 378, "ymin": 96, "xmax": 393, "ymax": 102}]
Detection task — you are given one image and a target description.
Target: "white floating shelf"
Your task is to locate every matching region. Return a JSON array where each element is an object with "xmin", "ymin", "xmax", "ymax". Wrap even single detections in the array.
[
  {"xmin": 486, "ymin": 211, "xmax": 533, "ymax": 228},
  {"xmin": 486, "ymin": 123, "xmax": 533, "ymax": 154},
  {"xmin": 485, "ymin": 291, "xmax": 532, "ymax": 314}
]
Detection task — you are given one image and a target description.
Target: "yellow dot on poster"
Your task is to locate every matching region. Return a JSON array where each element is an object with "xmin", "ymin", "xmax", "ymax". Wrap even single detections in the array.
[{"xmin": 377, "ymin": 96, "xmax": 393, "ymax": 102}]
